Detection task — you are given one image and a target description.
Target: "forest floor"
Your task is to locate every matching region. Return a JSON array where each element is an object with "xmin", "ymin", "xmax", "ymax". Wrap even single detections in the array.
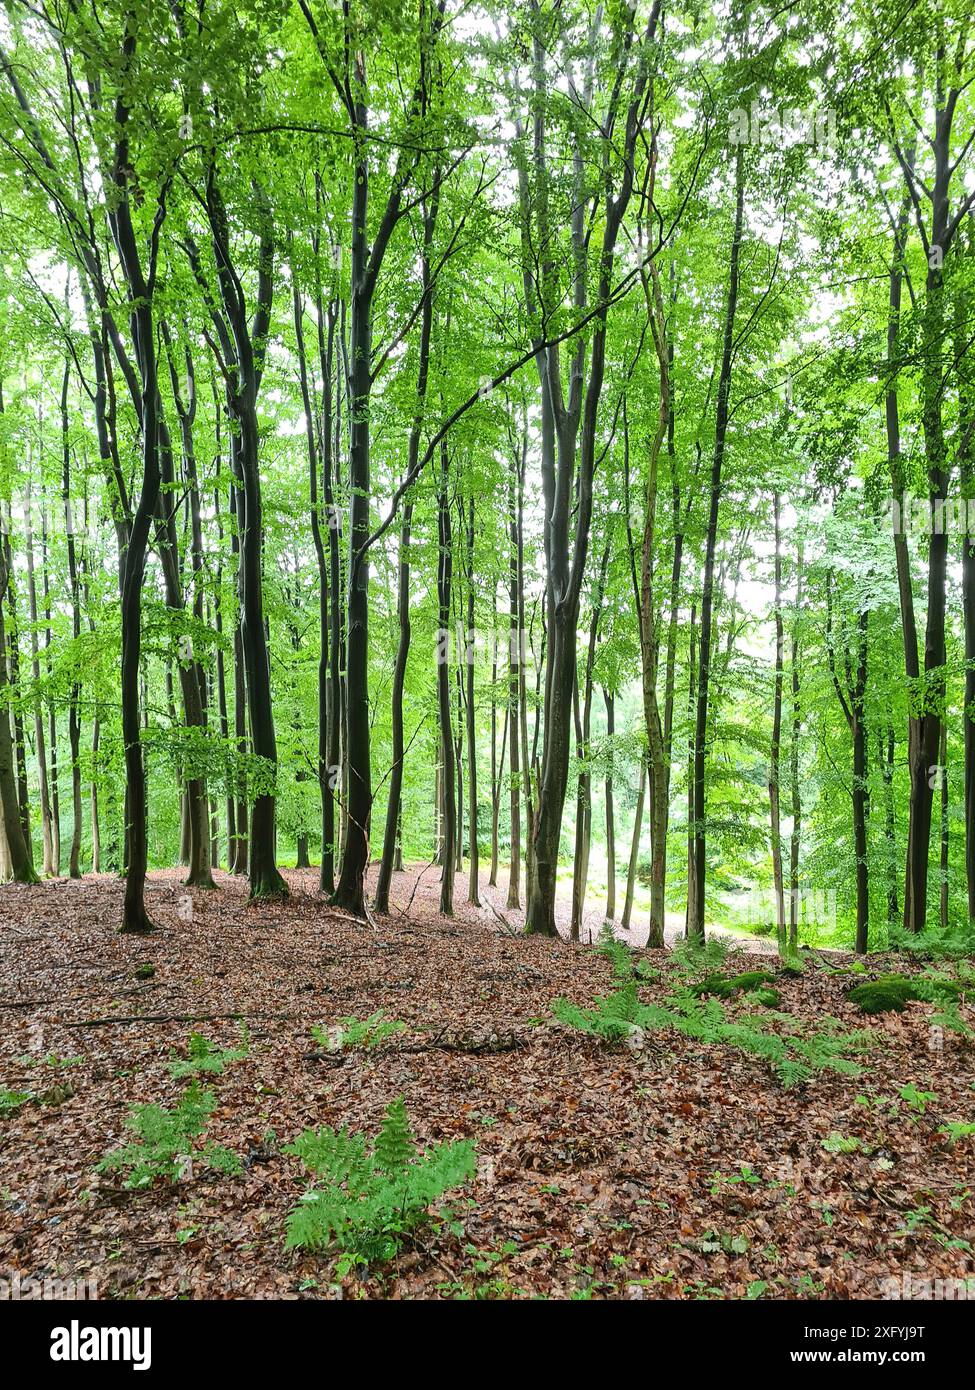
[{"xmin": 1, "ymin": 865, "xmax": 974, "ymax": 1301}]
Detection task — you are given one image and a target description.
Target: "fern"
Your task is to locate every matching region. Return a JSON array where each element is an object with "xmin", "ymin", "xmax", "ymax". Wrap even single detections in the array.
[
  {"xmin": 670, "ymin": 934, "xmax": 730, "ymax": 974},
  {"xmin": 284, "ymin": 1096, "xmax": 476, "ymax": 1264},
  {"xmin": 97, "ymin": 1082, "xmax": 241, "ymax": 1188},
  {"xmin": 553, "ymin": 983, "xmax": 872, "ymax": 1087},
  {"xmin": 597, "ymin": 939, "xmax": 636, "ymax": 982},
  {"xmin": 311, "ymin": 1011, "xmax": 407, "ymax": 1052},
  {"xmin": 887, "ymin": 921, "xmax": 975, "ymax": 960},
  {"xmin": 167, "ymin": 1024, "xmax": 250, "ymax": 1077}
]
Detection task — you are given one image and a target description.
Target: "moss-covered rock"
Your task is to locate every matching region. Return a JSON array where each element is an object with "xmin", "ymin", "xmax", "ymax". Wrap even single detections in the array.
[
  {"xmin": 847, "ymin": 974, "xmax": 918, "ymax": 1015},
  {"xmin": 691, "ymin": 970, "xmax": 777, "ymax": 999}
]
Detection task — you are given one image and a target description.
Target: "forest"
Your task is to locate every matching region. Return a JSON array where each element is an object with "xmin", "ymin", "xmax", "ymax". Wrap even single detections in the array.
[{"xmin": 1, "ymin": 0, "xmax": 975, "ymax": 1314}]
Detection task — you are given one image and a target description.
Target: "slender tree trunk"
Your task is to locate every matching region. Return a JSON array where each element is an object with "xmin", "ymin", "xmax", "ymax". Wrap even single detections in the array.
[
  {"xmin": 0, "ymin": 546, "xmax": 36, "ymax": 883},
  {"xmin": 852, "ymin": 628, "xmax": 870, "ymax": 956},
  {"xmin": 788, "ymin": 545, "xmax": 803, "ymax": 952},
  {"xmin": 957, "ymin": 223, "xmax": 975, "ymax": 920},
  {"xmin": 489, "ymin": 587, "xmax": 501, "ymax": 887},
  {"xmin": 156, "ymin": 421, "xmax": 214, "ymax": 890},
  {"xmin": 689, "ymin": 148, "xmax": 745, "ymax": 940},
  {"xmin": 59, "ymin": 364, "xmax": 83, "ymax": 879},
  {"xmin": 604, "ymin": 689, "xmax": 616, "ymax": 923},
  {"xmin": 41, "ymin": 499, "xmax": 60, "ymax": 875},
  {"xmin": 454, "ymin": 661, "xmax": 463, "ymax": 875},
  {"xmin": 881, "ymin": 724, "xmax": 898, "ymax": 926},
  {"xmin": 769, "ymin": 491, "xmax": 785, "ymax": 950},
  {"xmin": 2, "ymin": 502, "xmax": 33, "ymax": 872},
  {"xmin": 466, "ymin": 497, "xmax": 480, "ymax": 905},
  {"xmin": 940, "ymin": 721, "xmax": 949, "ymax": 930},
  {"xmin": 332, "ymin": 85, "xmax": 374, "ymax": 919},
  {"xmin": 436, "ymin": 442, "xmax": 456, "ymax": 915},
  {"xmin": 570, "ymin": 674, "xmax": 591, "ymax": 942},
  {"xmin": 622, "ymin": 762, "xmax": 646, "ymax": 933},
  {"xmin": 293, "ymin": 268, "xmax": 334, "ymax": 894},
  {"xmin": 570, "ymin": 539, "xmax": 610, "ymax": 941},
  {"xmin": 506, "ymin": 447, "xmax": 522, "ymax": 909},
  {"xmin": 24, "ymin": 481, "xmax": 54, "ymax": 874},
  {"xmin": 230, "ymin": 477, "xmax": 249, "ymax": 878},
  {"xmin": 685, "ymin": 603, "xmax": 698, "ymax": 935},
  {"xmin": 90, "ymin": 719, "xmax": 101, "ymax": 873}
]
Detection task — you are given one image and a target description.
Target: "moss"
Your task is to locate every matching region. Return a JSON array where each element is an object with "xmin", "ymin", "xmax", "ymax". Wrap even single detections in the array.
[
  {"xmin": 847, "ymin": 974, "xmax": 919, "ymax": 1015},
  {"xmin": 135, "ymin": 963, "xmax": 156, "ymax": 980}
]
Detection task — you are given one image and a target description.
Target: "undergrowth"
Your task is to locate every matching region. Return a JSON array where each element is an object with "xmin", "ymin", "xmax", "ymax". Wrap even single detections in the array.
[
  {"xmin": 284, "ymin": 1096, "xmax": 476, "ymax": 1270},
  {"xmin": 97, "ymin": 1082, "xmax": 241, "ymax": 1188},
  {"xmin": 554, "ymin": 943, "xmax": 873, "ymax": 1086}
]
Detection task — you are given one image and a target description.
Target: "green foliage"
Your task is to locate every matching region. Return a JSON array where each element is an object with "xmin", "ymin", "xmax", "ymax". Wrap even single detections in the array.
[
  {"xmin": 710, "ymin": 1164, "xmax": 761, "ymax": 1195},
  {"xmin": 97, "ymin": 1082, "xmax": 241, "ymax": 1189},
  {"xmin": 598, "ymin": 938, "xmax": 637, "ymax": 981},
  {"xmin": 552, "ymin": 981, "xmax": 644, "ymax": 1042},
  {"xmin": 670, "ymin": 935, "xmax": 731, "ymax": 974},
  {"xmin": 821, "ymin": 1132, "xmax": 862, "ymax": 1154},
  {"xmin": 552, "ymin": 982, "xmax": 873, "ymax": 1087},
  {"xmin": 899, "ymin": 1084, "xmax": 937, "ymax": 1115},
  {"xmin": 167, "ymin": 1025, "xmax": 250, "ymax": 1078},
  {"xmin": 311, "ymin": 1012, "xmax": 407, "ymax": 1052},
  {"xmin": 284, "ymin": 1096, "xmax": 476, "ymax": 1266},
  {"xmin": 887, "ymin": 923, "xmax": 975, "ymax": 960},
  {"xmin": 0, "ymin": 1088, "xmax": 34, "ymax": 1112},
  {"xmin": 941, "ymin": 1122, "xmax": 975, "ymax": 1144}
]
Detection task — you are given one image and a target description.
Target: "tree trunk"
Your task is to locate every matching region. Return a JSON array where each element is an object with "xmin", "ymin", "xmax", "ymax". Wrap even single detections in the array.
[
  {"xmin": 436, "ymin": 442, "xmax": 456, "ymax": 916},
  {"xmin": 604, "ymin": 689, "xmax": 616, "ymax": 923},
  {"xmin": 940, "ymin": 721, "xmax": 949, "ymax": 930},
  {"xmin": 506, "ymin": 446, "xmax": 522, "ymax": 909},
  {"xmin": 0, "ymin": 547, "xmax": 37, "ymax": 883},
  {"xmin": 24, "ymin": 481, "xmax": 54, "ymax": 874},
  {"xmin": 621, "ymin": 762, "xmax": 645, "ymax": 933},
  {"xmin": 769, "ymin": 491, "xmax": 785, "ymax": 950},
  {"xmin": 788, "ymin": 547, "xmax": 803, "ymax": 952},
  {"xmin": 465, "ymin": 498, "xmax": 479, "ymax": 906},
  {"xmin": 59, "ymin": 363, "xmax": 83, "ymax": 879},
  {"xmin": 685, "ymin": 603, "xmax": 698, "ymax": 935},
  {"xmin": 688, "ymin": 147, "xmax": 745, "ymax": 940}
]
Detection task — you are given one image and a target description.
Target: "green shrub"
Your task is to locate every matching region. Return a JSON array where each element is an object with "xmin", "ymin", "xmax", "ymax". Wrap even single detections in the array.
[
  {"xmin": 97, "ymin": 1082, "xmax": 241, "ymax": 1189},
  {"xmin": 311, "ymin": 1011, "xmax": 407, "ymax": 1052},
  {"xmin": 284, "ymin": 1096, "xmax": 476, "ymax": 1266},
  {"xmin": 167, "ymin": 1024, "xmax": 250, "ymax": 1078}
]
